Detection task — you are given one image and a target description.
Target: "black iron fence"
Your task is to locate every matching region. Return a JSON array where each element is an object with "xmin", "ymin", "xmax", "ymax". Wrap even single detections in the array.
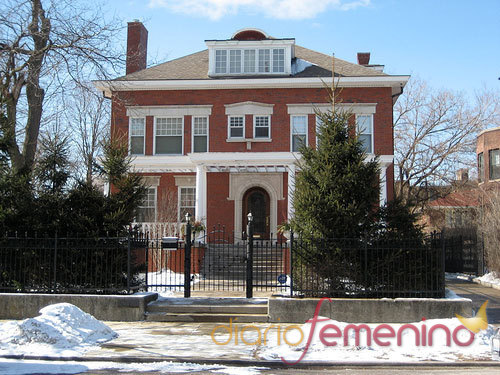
[
  {"xmin": 290, "ymin": 234, "xmax": 445, "ymax": 298},
  {"xmin": 443, "ymin": 231, "xmax": 485, "ymax": 276},
  {"xmin": 0, "ymin": 233, "xmax": 147, "ymax": 294}
]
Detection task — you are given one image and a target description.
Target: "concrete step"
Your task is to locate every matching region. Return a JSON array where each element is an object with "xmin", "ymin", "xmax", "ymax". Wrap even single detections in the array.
[
  {"xmin": 148, "ymin": 303, "xmax": 268, "ymax": 314},
  {"xmin": 145, "ymin": 312, "xmax": 269, "ymax": 323}
]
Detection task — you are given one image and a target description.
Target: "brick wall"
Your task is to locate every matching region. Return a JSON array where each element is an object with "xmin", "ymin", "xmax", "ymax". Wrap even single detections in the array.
[{"xmin": 477, "ymin": 128, "xmax": 500, "ymax": 184}]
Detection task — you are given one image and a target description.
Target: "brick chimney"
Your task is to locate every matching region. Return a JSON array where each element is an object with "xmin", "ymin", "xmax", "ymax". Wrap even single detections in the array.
[
  {"xmin": 357, "ymin": 52, "xmax": 370, "ymax": 66},
  {"xmin": 456, "ymin": 168, "xmax": 469, "ymax": 182},
  {"xmin": 126, "ymin": 20, "xmax": 148, "ymax": 75}
]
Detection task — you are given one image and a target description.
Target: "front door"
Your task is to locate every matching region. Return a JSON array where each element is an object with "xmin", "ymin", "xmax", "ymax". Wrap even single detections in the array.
[{"xmin": 243, "ymin": 187, "xmax": 270, "ymax": 239}]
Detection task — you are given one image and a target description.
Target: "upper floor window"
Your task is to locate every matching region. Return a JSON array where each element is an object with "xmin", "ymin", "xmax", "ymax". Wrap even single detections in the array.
[
  {"xmin": 136, "ymin": 187, "xmax": 156, "ymax": 223},
  {"xmin": 478, "ymin": 152, "xmax": 484, "ymax": 182},
  {"xmin": 213, "ymin": 48, "xmax": 285, "ymax": 75},
  {"xmin": 291, "ymin": 115, "xmax": 307, "ymax": 152},
  {"xmin": 129, "ymin": 118, "xmax": 145, "ymax": 155},
  {"xmin": 229, "ymin": 116, "xmax": 244, "ymax": 138},
  {"xmin": 155, "ymin": 117, "xmax": 183, "ymax": 154},
  {"xmin": 489, "ymin": 149, "xmax": 500, "ymax": 180},
  {"xmin": 356, "ymin": 115, "xmax": 373, "ymax": 153},
  {"xmin": 254, "ymin": 116, "xmax": 270, "ymax": 139},
  {"xmin": 193, "ymin": 117, "xmax": 208, "ymax": 152}
]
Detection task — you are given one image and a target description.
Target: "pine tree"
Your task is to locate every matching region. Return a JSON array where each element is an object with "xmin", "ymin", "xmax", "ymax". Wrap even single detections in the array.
[{"xmin": 291, "ymin": 110, "xmax": 380, "ymax": 240}]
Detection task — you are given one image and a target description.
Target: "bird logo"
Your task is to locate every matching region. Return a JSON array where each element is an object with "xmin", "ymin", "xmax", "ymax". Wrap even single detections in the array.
[{"xmin": 456, "ymin": 300, "xmax": 489, "ymax": 333}]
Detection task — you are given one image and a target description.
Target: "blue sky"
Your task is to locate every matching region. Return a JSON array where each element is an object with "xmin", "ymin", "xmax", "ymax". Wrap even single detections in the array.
[{"xmin": 105, "ymin": 0, "xmax": 499, "ymax": 93}]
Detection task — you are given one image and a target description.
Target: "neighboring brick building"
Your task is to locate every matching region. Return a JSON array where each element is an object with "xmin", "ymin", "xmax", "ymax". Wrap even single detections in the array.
[
  {"xmin": 477, "ymin": 126, "xmax": 500, "ymax": 185},
  {"xmin": 95, "ymin": 22, "xmax": 409, "ymax": 238}
]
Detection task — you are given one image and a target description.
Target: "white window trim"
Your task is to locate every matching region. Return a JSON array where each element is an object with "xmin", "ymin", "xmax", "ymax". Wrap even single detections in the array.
[
  {"xmin": 290, "ymin": 115, "xmax": 308, "ymax": 152},
  {"xmin": 253, "ymin": 115, "xmax": 271, "ymax": 139},
  {"xmin": 228, "ymin": 115, "xmax": 245, "ymax": 139},
  {"xmin": 153, "ymin": 116, "xmax": 184, "ymax": 155},
  {"xmin": 191, "ymin": 116, "xmax": 209, "ymax": 153},
  {"xmin": 178, "ymin": 186, "xmax": 196, "ymax": 223},
  {"xmin": 355, "ymin": 114, "xmax": 374, "ymax": 154},
  {"xmin": 129, "ymin": 117, "xmax": 146, "ymax": 156}
]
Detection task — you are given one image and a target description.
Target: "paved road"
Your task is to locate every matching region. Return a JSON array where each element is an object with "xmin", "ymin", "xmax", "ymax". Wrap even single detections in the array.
[{"xmin": 446, "ymin": 278, "xmax": 500, "ymax": 324}]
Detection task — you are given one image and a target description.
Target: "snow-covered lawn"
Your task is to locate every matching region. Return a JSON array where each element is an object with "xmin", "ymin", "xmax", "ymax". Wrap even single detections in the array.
[
  {"xmin": 0, "ymin": 303, "xmax": 116, "ymax": 357},
  {"xmin": 477, "ymin": 272, "xmax": 500, "ymax": 287},
  {"xmin": 139, "ymin": 269, "xmax": 200, "ymax": 297}
]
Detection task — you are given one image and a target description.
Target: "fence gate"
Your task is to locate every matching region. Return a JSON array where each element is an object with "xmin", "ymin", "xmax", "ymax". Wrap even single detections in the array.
[
  {"xmin": 144, "ymin": 221, "xmax": 291, "ymax": 297},
  {"xmin": 444, "ymin": 232, "xmax": 484, "ymax": 275}
]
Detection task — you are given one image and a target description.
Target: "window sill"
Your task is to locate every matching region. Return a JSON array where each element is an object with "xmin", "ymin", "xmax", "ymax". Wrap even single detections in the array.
[{"xmin": 226, "ymin": 138, "xmax": 272, "ymax": 143}]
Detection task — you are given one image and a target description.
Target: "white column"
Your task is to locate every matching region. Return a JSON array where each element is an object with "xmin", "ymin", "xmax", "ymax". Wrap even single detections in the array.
[
  {"xmin": 195, "ymin": 165, "xmax": 207, "ymax": 222},
  {"xmin": 287, "ymin": 164, "xmax": 296, "ymax": 220},
  {"xmin": 380, "ymin": 166, "xmax": 387, "ymax": 206}
]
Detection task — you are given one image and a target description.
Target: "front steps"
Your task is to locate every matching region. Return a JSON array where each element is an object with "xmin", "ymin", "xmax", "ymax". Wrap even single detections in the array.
[{"xmin": 145, "ymin": 297, "xmax": 269, "ymax": 323}]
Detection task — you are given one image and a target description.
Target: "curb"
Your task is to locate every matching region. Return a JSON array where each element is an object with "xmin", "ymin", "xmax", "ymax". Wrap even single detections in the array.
[
  {"xmin": 473, "ymin": 277, "xmax": 500, "ymax": 291},
  {"xmin": 1, "ymin": 354, "xmax": 499, "ymax": 368}
]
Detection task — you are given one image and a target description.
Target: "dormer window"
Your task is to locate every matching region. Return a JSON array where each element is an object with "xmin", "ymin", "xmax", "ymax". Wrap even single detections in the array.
[{"xmin": 206, "ymin": 28, "xmax": 294, "ymax": 76}]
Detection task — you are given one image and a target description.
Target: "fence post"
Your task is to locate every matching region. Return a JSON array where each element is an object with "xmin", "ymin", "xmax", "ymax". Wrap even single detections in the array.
[
  {"xmin": 53, "ymin": 231, "xmax": 58, "ymax": 291},
  {"xmin": 289, "ymin": 230, "xmax": 294, "ymax": 298},
  {"xmin": 145, "ymin": 232, "xmax": 149, "ymax": 291},
  {"xmin": 184, "ymin": 213, "xmax": 192, "ymax": 298},
  {"xmin": 441, "ymin": 230, "xmax": 446, "ymax": 297},
  {"xmin": 127, "ymin": 231, "xmax": 131, "ymax": 293},
  {"xmin": 246, "ymin": 213, "xmax": 254, "ymax": 298}
]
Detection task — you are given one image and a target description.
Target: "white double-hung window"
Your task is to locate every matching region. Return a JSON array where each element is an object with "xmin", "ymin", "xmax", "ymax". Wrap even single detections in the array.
[
  {"xmin": 228, "ymin": 116, "xmax": 244, "ymax": 138},
  {"xmin": 254, "ymin": 116, "xmax": 270, "ymax": 139},
  {"xmin": 192, "ymin": 117, "xmax": 208, "ymax": 152},
  {"xmin": 291, "ymin": 115, "xmax": 307, "ymax": 151},
  {"xmin": 136, "ymin": 187, "xmax": 156, "ymax": 223},
  {"xmin": 356, "ymin": 115, "xmax": 373, "ymax": 153},
  {"xmin": 155, "ymin": 117, "xmax": 183, "ymax": 154},
  {"xmin": 129, "ymin": 118, "xmax": 145, "ymax": 155},
  {"xmin": 215, "ymin": 50, "xmax": 227, "ymax": 73},
  {"xmin": 179, "ymin": 187, "xmax": 196, "ymax": 222}
]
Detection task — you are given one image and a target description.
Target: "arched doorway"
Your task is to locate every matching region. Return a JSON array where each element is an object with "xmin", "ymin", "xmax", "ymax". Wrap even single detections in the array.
[{"xmin": 242, "ymin": 187, "xmax": 270, "ymax": 239}]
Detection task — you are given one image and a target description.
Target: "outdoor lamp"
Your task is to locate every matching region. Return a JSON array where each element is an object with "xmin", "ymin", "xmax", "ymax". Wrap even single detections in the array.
[
  {"xmin": 492, "ymin": 328, "xmax": 500, "ymax": 357},
  {"xmin": 247, "ymin": 212, "xmax": 253, "ymax": 222},
  {"xmin": 185, "ymin": 212, "xmax": 191, "ymax": 222}
]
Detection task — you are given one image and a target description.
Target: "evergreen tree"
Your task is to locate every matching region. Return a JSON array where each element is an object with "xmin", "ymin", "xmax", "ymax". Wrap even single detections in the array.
[{"xmin": 291, "ymin": 110, "xmax": 380, "ymax": 239}]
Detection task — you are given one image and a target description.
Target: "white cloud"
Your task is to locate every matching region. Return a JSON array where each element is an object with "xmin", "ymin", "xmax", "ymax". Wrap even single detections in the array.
[{"xmin": 148, "ymin": 0, "xmax": 370, "ymax": 20}]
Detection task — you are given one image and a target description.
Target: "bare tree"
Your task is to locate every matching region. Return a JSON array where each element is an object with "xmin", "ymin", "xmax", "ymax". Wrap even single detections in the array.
[
  {"xmin": 64, "ymin": 83, "xmax": 109, "ymax": 184},
  {"xmin": 478, "ymin": 187, "xmax": 500, "ymax": 275},
  {"xmin": 0, "ymin": 0, "xmax": 123, "ymax": 174},
  {"xmin": 394, "ymin": 78, "xmax": 500, "ymax": 208}
]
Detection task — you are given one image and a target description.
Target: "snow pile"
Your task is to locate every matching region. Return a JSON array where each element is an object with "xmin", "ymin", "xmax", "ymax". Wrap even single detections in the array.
[
  {"xmin": 140, "ymin": 269, "xmax": 200, "ymax": 297},
  {"xmin": 477, "ymin": 272, "xmax": 500, "ymax": 287},
  {"xmin": 445, "ymin": 272, "xmax": 474, "ymax": 281},
  {"xmin": 0, "ymin": 303, "xmax": 117, "ymax": 356},
  {"xmin": 260, "ymin": 317, "xmax": 496, "ymax": 363}
]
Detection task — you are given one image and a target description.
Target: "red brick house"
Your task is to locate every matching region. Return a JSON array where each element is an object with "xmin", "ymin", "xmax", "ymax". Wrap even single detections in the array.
[{"xmin": 94, "ymin": 22, "xmax": 409, "ymax": 239}]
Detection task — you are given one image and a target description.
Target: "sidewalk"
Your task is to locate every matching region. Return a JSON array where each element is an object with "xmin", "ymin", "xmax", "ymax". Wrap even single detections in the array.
[{"xmin": 446, "ymin": 278, "xmax": 500, "ymax": 324}]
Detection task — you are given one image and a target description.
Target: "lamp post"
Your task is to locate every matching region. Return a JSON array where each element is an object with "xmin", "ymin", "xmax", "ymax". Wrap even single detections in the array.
[
  {"xmin": 184, "ymin": 212, "xmax": 192, "ymax": 298},
  {"xmin": 246, "ymin": 213, "xmax": 254, "ymax": 298}
]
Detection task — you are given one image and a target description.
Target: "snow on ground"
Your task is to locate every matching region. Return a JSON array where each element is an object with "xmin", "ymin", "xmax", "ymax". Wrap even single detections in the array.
[
  {"xmin": 139, "ymin": 269, "xmax": 200, "ymax": 297},
  {"xmin": 477, "ymin": 272, "xmax": 500, "ymax": 287},
  {"xmin": 445, "ymin": 288, "xmax": 467, "ymax": 299},
  {"xmin": 259, "ymin": 317, "xmax": 497, "ymax": 363},
  {"xmin": 445, "ymin": 272, "xmax": 475, "ymax": 281},
  {"xmin": 0, "ymin": 303, "xmax": 116, "ymax": 357},
  {"xmin": 0, "ymin": 359, "xmax": 267, "ymax": 375}
]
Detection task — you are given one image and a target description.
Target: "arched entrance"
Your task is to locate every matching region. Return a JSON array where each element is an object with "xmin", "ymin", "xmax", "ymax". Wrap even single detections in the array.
[{"xmin": 242, "ymin": 187, "xmax": 270, "ymax": 239}]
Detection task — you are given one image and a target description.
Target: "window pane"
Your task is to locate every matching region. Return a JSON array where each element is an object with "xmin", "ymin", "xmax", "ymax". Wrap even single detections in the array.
[
  {"xmin": 215, "ymin": 50, "xmax": 227, "ymax": 73},
  {"xmin": 229, "ymin": 50, "xmax": 241, "ymax": 73},
  {"xmin": 193, "ymin": 135, "xmax": 207, "ymax": 152},
  {"xmin": 193, "ymin": 117, "xmax": 207, "ymax": 135},
  {"xmin": 273, "ymin": 49, "xmax": 285, "ymax": 73},
  {"xmin": 292, "ymin": 116, "xmax": 307, "ymax": 134},
  {"xmin": 359, "ymin": 134, "xmax": 372, "ymax": 153},
  {"xmin": 136, "ymin": 188, "xmax": 156, "ymax": 222},
  {"xmin": 130, "ymin": 118, "xmax": 145, "ymax": 135},
  {"xmin": 130, "ymin": 136, "xmax": 144, "ymax": 155},
  {"xmin": 490, "ymin": 149, "xmax": 500, "ymax": 180},
  {"xmin": 292, "ymin": 135, "xmax": 306, "ymax": 152},
  {"xmin": 156, "ymin": 118, "xmax": 182, "ymax": 135},
  {"xmin": 258, "ymin": 49, "xmax": 270, "ymax": 73},
  {"xmin": 478, "ymin": 153, "xmax": 484, "ymax": 182},
  {"xmin": 255, "ymin": 116, "xmax": 269, "ymax": 138},
  {"xmin": 244, "ymin": 49, "xmax": 256, "ymax": 73},
  {"xmin": 230, "ymin": 127, "xmax": 243, "ymax": 138},
  {"xmin": 180, "ymin": 187, "xmax": 196, "ymax": 222},
  {"xmin": 356, "ymin": 115, "xmax": 372, "ymax": 134},
  {"xmin": 156, "ymin": 136, "xmax": 182, "ymax": 154}
]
